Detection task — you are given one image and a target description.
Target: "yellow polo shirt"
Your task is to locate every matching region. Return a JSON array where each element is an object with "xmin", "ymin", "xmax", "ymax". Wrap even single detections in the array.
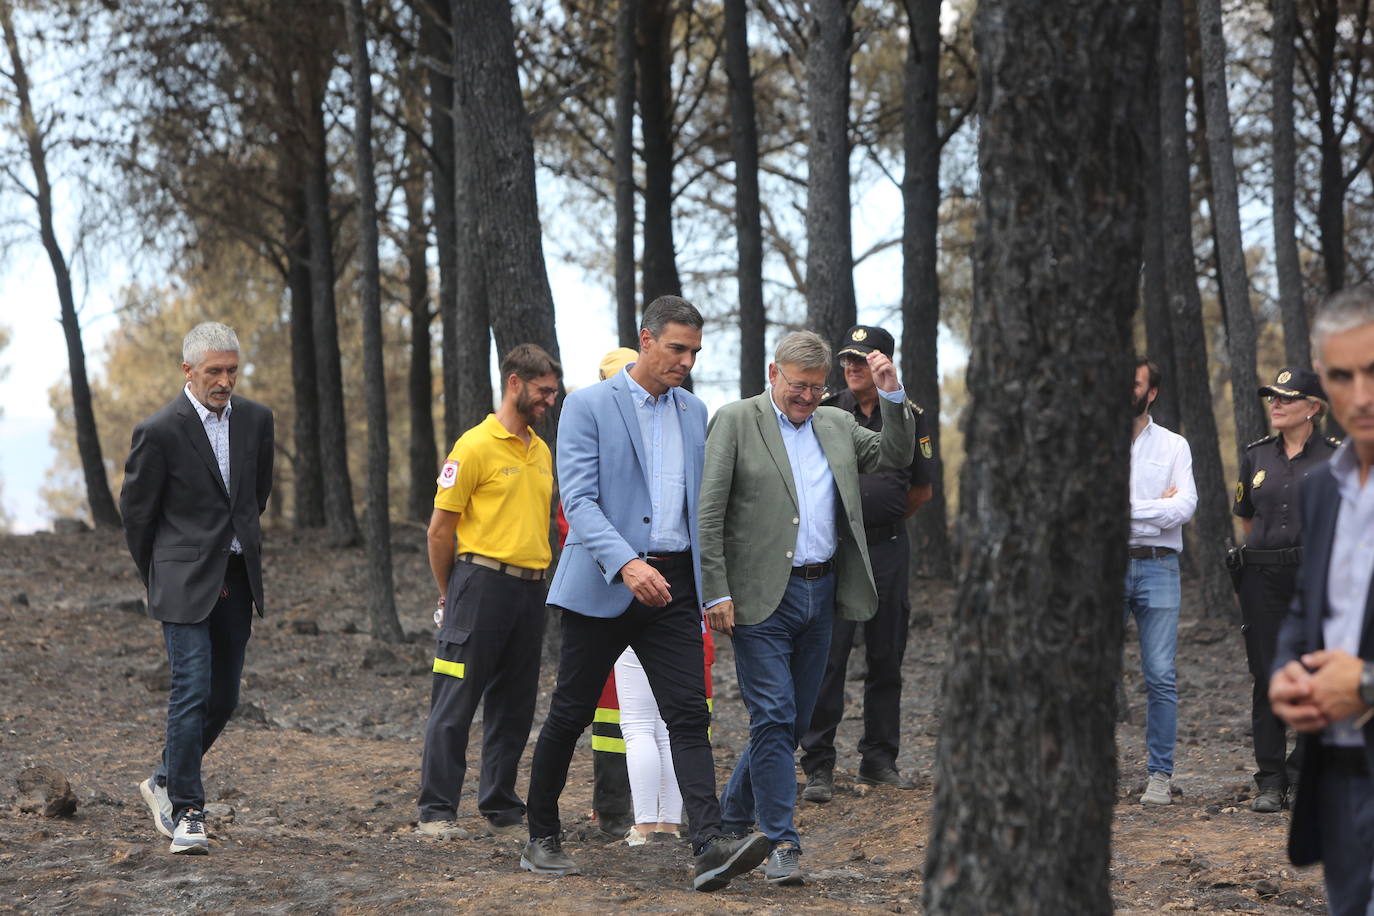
[{"xmin": 434, "ymin": 414, "xmax": 553, "ymax": 570}]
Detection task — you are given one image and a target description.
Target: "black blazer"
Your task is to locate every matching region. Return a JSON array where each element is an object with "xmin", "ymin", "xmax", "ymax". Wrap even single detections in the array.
[
  {"xmin": 119, "ymin": 391, "xmax": 274, "ymax": 624},
  {"xmin": 1272, "ymin": 465, "xmax": 1374, "ymax": 866}
]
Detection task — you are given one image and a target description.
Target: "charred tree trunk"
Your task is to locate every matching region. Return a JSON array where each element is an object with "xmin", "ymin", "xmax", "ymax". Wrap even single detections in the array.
[
  {"xmin": 302, "ymin": 69, "xmax": 361, "ymax": 548},
  {"xmin": 805, "ymin": 0, "xmax": 857, "ymax": 390},
  {"xmin": 900, "ymin": 0, "xmax": 951, "ymax": 580},
  {"xmin": 1271, "ymin": 0, "xmax": 1309, "ymax": 367},
  {"xmin": 403, "ymin": 130, "xmax": 436, "ymax": 523},
  {"xmin": 2, "ymin": 7, "xmax": 120, "ymax": 529},
  {"xmin": 1195, "ymin": 0, "xmax": 1267, "ymax": 452},
  {"xmin": 282, "ymin": 175, "xmax": 325, "ymax": 527},
  {"xmin": 1309, "ymin": 0, "xmax": 1345, "ymax": 293},
  {"xmin": 922, "ymin": 1, "xmax": 1155, "ymax": 910},
  {"xmin": 343, "ymin": 0, "xmax": 402, "ymax": 642},
  {"xmin": 1160, "ymin": 0, "xmax": 1237, "ymax": 618},
  {"xmin": 419, "ymin": 0, "xmax": 462, "ymax": 445},
  {"xmin": 637, "ymin": 0, "xmax": 681, "ymax": 305},
  {"xmin": 615, "ymin": 0, "xmax": 639, "ymax": 347},
  {"xmin": 1141, "ymin": 46, "xmax": 1180, "ymax": 433},
  {"xmin": 724, "ymin": 0, "xmax": 765, "ymax": 397}
]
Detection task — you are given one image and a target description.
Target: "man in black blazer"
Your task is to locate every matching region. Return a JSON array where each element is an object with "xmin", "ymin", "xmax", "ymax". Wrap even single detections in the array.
[
  {"xmin": 120, "ymin": 322, "xmax": 274, "ymax": 854},
  {"xmin": 1270, "ymin": 286, "xmax": 1374, "ymax": 915}
]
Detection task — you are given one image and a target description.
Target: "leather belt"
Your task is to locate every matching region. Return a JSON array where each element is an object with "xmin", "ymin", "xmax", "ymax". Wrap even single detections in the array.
[
  {"xmin": 1242, "ymin": 546, "xmax": 1303, "ymax": 566},
  {"xmin": 645, "ymin": 550, "xmax": 691, "ymax": 565},
  {"xmin": 790, "ymin": 560, "xmax": 834, "ymax": 580},
  {"xmin": 865, "ymin": 522, "xmax": 903, "ymax": 545},
  {"xmin": 457, "ymin": 553, "xmax": 547, "ymax": 581},
  {"xmin": 1127, "ymin": 546, "xmax": 1176, "ymax": 559},
  {"xmin": 1320, "ymin": 745, "xmax": 1370, "ymax": 777}
]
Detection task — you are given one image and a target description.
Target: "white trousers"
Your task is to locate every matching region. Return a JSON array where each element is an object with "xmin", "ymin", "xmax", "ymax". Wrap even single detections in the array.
[{"xmin": 613, "ymin": 647, "xmax": 682, "ymax": 826}]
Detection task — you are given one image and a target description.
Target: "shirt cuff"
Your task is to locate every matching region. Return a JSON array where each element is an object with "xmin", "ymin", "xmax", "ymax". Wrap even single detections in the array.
[
  {"xmin": 704, "ymin": 596, "xmax": 731, "ymax": 608},
  {"xmin": 878, "ymin": 386, "xmax": 906, "ymax": 403}
]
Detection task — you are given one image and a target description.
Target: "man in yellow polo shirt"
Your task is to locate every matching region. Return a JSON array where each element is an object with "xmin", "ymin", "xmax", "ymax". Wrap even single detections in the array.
[{"xmin": 417, "ymin": 343, "xmax": 561, "ymax": 841}]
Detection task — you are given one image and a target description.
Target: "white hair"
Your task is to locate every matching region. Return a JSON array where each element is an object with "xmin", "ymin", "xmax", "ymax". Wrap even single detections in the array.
[
  {"xmin": 182, "ymin": 322, "xmax": 240, "ymax": 367},
  {"xmin": 1312, "ymin": 285, "xmax": 1374, "ymax": 357},
  {"xmin": 773, "ymin": 330, "xmax": 831, "ymax": 370}
]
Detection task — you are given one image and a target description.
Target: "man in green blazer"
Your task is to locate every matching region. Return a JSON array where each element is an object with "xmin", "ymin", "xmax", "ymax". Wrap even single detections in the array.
[{"xmin": 698, "ymin": 330, "xmax": 915, "ymax": 885}]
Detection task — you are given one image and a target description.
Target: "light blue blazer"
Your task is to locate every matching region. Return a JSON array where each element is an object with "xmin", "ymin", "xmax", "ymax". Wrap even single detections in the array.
[{"xmin": 547, "ymin": 372, "xmax": 708, "ymax": 618}]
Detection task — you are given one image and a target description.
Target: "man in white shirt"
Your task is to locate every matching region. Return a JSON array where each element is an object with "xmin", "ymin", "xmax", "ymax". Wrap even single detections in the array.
[{"xmin": 1125, "ymin": 358, "xmax": 1198, "ymax": 805}]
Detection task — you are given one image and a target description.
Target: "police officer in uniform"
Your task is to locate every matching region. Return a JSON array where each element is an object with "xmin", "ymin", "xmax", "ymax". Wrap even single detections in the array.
[
  {"xmin": 799, "ymin": 325, "xmax": 935, "ymax": 801},
  {"xmin": 1234, "ymin": 366, "xmax": 1338, "ymax": 813}
]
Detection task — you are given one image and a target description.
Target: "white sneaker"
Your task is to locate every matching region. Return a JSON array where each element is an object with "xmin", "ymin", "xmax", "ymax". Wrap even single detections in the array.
[
  {"xmin": 139, "ymin": 778, "xmax": 174, "ymax": 839},
  {"xmin": 623, "ymin": 825, "xmax": 650, "ymax": 847},
  {"xmin": 170, "ymin": 808, "xmax": 210, "ymax": 854},
  {"xmin": 1140, "ymin": 772, "xmax": 1172, "ymax": 806},
  {"xmin": 416, "ymin": 819, "xmax": 471, "ymax": 839}
]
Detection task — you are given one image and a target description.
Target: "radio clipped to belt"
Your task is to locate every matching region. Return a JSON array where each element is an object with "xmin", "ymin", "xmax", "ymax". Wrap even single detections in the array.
[{"xmin": 1224, "ymin": 544, "xmax": 1244, "ymax": 593}]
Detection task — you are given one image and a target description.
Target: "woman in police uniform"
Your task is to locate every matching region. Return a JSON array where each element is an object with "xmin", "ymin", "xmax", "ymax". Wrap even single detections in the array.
[{"xmin": 1233, "ymin": 367, "xmax": 1338, "ymax": 813}]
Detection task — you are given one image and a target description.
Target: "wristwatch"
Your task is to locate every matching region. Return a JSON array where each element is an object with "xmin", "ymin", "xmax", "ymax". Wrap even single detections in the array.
[{"xmin": 1360, "ymin": 661, "xmax": 1374, "ymax": 707}]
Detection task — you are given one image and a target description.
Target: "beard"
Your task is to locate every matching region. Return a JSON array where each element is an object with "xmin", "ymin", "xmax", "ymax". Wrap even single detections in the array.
[
  {"xmin": 516, "ymin": 390, "xmax": 547, "ymax": 426},
  {"xmin": 1131, "ymin": 392, "xmax": 1150, "ymax": 417}
]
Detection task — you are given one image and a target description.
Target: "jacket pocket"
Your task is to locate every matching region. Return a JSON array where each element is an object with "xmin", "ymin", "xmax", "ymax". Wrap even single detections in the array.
[{"xmin": 153, "ymin": 545, "xmax": 199, "ymax": 562}]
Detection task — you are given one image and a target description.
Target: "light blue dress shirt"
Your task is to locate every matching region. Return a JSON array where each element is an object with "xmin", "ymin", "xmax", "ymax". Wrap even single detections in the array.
[
  {"xmin": 1321, "ymin": 441, "xmax": 1374, "ymax": 748},
  {"xmin": 622, "ymin": 367, "xmax": 690, "ymax": 552}
]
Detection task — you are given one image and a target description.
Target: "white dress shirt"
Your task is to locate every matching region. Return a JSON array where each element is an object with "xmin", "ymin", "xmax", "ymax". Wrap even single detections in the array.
[
  {"xmin": 1128, "ymin": 416, "xmax": 1198, "ymax": 552},
  {"xmin": 184, "ymin": 385, "xmax": 241, "ymax": 554},
  {"xmin": 1321, "ymin": 441, "xmax": 1374, "ymax": 747}
]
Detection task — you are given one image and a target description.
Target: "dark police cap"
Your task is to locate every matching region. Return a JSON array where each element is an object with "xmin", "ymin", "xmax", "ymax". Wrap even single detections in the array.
[
  {"xmin": 836, "ymin": 325, "xmax": 895, "ymax": 360},
  {"xmin": 1257, "ymin": 366, "xmax": 1326, "ymax": 401}
]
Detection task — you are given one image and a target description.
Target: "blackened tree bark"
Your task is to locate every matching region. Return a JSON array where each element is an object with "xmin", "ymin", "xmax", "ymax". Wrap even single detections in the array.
[
  {"xmin": 900, "ymin": 0, "xmax": 951, "ymax": 580},
  {"xmin": 450, "ymin": 0, "xmax": 560, "ymax": 376},
  {"xmin": 301, "ymin": 65, "xmax": 362, "ymax": 548},
  {"xmin": 724, "ymin": 0, "xmax": 765, "ymax": 397},
  {"xmin": 1, "ymin": 6, "xmax": 120, "ymax": 528},
  {"xmin": 921, "ymin": 1, "xmax": 1155, "ymax": 909},
  {"xmin": 343, "ymin": 0, "xmax": 403, "ymax": 642},
  {"xmin": 418, "ymin": 0, "xmax": 462, "ymax": 445},
  {"xmin": 638, "ymin": 0, "xmax": 681, "ymax": 305},
  {"xmin": 1271, "ymin": 0, "xmax": 1309, "ymax": 367},
  {"xmin": 1140, "ymin": 46, "xmax": 1180, "ymax": 433},
  {"xmin": 1159, "ymin": 0, "xmax": 1236, "ymax": 618},
  {"xmin": 282, "ymin": 175, "xmax": 326, "ymax": 527},
  {"xmin": 615, "ymin": 0, "xmax": 639, "ymax": 347},
  {"xmin": 403, "ymin": 126, "xmax": 437, "ymax": 523},
  {"xmin": 805, "ymin": 0, "xmax": 857, "ymax": 389},
  {"xmin": 1195, "ymin": 0, "xmax": 1267, "ymax": 452}
]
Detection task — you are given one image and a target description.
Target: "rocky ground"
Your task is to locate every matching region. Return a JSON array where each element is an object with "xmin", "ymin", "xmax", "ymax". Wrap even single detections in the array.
[{"xmin": 0, "ymin": 528, "xmax": 1328, "ymax": 913}]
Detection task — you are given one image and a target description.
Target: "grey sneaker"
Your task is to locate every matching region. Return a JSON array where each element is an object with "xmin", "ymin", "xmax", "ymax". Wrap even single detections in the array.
[
  {"xmin": 521, "ymin": 835, "xmax": 580, "ymax": 875},
  {"xmin": 802, "ymin": 770, "xmax": 833, "ymax": 803},
  {"xmin": 1140, "ymin": 772, "xmax": 1172, "ymax": 806},
  {"xmin": 169, "ymin": 808, "xmax": 210, "ymax": 854},
  {"xmin": 139, "ymin": 778, "xmax": 174, "ymax": 839},
  {"xmin": 1251, "ymin": 786, "xmax": 1284, "ymax": 813},
  {"xmin": 765, "ymin": 841, "xmax": 805, "ymax": 886},
  {"xmin": 417, "ymin": 819, "xmax": 471, "ymax": 839}
]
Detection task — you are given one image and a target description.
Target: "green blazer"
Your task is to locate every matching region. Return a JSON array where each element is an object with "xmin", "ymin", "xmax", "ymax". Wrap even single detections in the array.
[{"xmin": 698, "ymin": 391, "xmax": 916, "ymax": 626}]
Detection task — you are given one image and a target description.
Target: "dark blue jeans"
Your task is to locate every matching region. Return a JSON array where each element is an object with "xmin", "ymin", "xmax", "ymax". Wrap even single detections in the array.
[
  {"xmin": 1318, "ymin": 764, "xmax": 1374, "ymax": 915},
  {"xmin": 155, "ymin": 556, "xmax": 253, "ymax": 824},
  {"xmin": 722, "ymin": 572, "xmax": 834, "ymax": 851}
]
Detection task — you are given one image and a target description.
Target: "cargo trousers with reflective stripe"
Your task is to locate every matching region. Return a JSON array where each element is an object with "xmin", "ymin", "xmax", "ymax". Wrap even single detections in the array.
[{"xmin": 418, "ymin": 562, "xmax": 545, "ymax": 826}]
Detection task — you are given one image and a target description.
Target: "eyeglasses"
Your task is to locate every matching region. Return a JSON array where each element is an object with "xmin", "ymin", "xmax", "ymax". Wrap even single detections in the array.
[
  {"xmin": 1267, "ymin": 395, "xmax": 1305, "ymax": 406},
  {"xmin": 839, "ymin": 355, "xmax": 867, "ymax": 369},
  {"xmin": 776, "ymin": 366, "xmax": 828, "ymax": 400},
  {"xmin": 525, "ymin": 382, "xmax": 560, "ymax": 399}
]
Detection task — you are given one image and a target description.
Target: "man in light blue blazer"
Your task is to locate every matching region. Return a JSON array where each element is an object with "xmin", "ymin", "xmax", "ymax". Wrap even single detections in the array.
[{"xmin": 521, "ymin": 296, "xmax": 770, "ymax": 892}]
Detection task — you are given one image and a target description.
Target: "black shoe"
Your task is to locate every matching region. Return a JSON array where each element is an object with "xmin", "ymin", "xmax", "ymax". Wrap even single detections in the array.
[
  {"xmin": 520, "ymin": 835, "xmax": 581, "ymax": 875},
  {"xmin": 765, "ymin": 841, "xmax": 805, "ymax": 886},
  {"xmin": 1251, "ymin": 785, "xmax": 1284, "ymax": 813},
  {"xmin": 802, "ymin": 770, "xmax": 833, "ymax": 803},
  {"xmin": 857, "ymin": 764, "xmax": 915, "ymax": 789},
  {"xmin": 693, "ymin": 831, "xmax": 770, "ymax": 892}
]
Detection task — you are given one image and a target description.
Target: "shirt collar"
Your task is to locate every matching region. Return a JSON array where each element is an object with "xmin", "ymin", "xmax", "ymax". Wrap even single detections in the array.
[
  {"xmin": 1328, "ymin": 439, "xmax": 1361, "ymax": 494},
  {"xmin": 1133, "ymin": 415, "xmax": 1155, "ymax": 443},
  {"xmin": 183, "ymin": 384, "xmax": 231, "ymax": 423},
  {"xmin": 622, "ymin": 365, "xmax": 670, "ymax": 406}
]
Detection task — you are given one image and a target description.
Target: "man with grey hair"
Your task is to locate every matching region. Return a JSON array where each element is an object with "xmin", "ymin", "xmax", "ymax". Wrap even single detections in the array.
[
  {"xmin": 121, "ymin": 321, "xmax": 274, "ymax": 854},
  {"xmin": 1269, "ymin": 284, "xmax": 1374, "ymax": 911},
  {"xmin": 698, "ymin": 329, "xmax": 915, "ymax": 885}
]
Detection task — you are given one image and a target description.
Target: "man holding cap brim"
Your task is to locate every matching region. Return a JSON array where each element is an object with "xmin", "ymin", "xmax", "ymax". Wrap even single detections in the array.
[{"xmin": 1233, "ymin": 367, "xmax": 1339, "ymax": 813}]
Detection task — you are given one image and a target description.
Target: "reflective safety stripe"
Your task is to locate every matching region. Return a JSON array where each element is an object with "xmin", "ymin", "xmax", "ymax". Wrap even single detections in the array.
[
  {"xmin": 593, "ymin": 707, "xmax": 621, "ymax": 725},
  {"xmin": 591, "ymin": 734, "xmax": 626, "ymax": 754},
  {"xmin": 706, "ymin": 697, "xmax": 713, "ymax": 713},
  {"xmin": 433, "ymin": 658, "xmax": 465, "ymax": 679}
]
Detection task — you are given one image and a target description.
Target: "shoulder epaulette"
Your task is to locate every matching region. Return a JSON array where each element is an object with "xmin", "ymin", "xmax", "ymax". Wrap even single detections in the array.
[
  {"xmin": 1326, "ymin": 435, "xmax": 1342, "ymax": 447},
  {"xmin": 905, "ymin": 398, "xmax": 924, "ymax": 415},
  {"xmin": 1245, "ymin": 434, "xmax": 1277, "ymax": 449}
]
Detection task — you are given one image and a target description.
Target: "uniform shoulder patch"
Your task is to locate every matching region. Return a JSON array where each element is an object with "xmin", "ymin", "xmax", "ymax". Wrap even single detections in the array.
[
  {"xmin": 437, "ymin": 459, "xmax": 460, "ymax": 489},
  {"xmin": 1245, "ymin": 434, "xmax": 1277, "ymax": 450}
]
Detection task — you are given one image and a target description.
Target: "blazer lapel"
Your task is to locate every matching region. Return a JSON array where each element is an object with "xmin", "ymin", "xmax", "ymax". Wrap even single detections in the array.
[
  {"xmin": 754, "ymin": 396, "xmax": 799, "ymax": 510},
  {"xmin": 228, "ymin": 398, "xmax": 245, "ymax": 505},
  {"xmin": 1305, "ymin": 472, "xmax": 1337, "ymax": 650},
  {"xmin": 610, "ymin": 378, "xmax": 651, "ymax": 483},
  {"xmin": 177, "ymin": 396, "xmax": 230, "ymax": 501}
]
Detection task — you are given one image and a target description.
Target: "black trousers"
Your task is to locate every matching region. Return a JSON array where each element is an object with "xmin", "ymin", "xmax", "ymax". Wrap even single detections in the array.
[
  {"xmin": 525, "ymin": 553, "xmax": 721, "ymax": 849},
  {"xmin": 800, "ymin": 528, "xmax": 911, "ymax": 775},
  {"xmin": 418, "ymin": 562, "xmax": 545, "ymax": 826},
  {"xmin": 1238, "ymin": 563, "xmax": 1302, "ymax": 790}
]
